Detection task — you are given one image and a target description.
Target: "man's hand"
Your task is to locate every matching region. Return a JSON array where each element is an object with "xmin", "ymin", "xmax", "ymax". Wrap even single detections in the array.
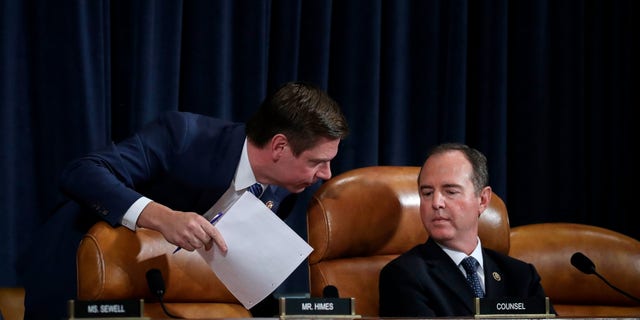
[{"xmin": 136, "ymin": 201, "xmax": 228, "ymax": 252}]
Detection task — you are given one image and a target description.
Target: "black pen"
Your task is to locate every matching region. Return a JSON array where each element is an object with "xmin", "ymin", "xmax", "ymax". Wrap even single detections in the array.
[{"xmin": 172, "ymin": 211, "xmax": 225, "ymax": 254}]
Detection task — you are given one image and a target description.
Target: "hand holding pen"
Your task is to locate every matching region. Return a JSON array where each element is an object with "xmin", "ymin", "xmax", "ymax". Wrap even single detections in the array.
[{"xmin": 173, "ymin": 211, "xmax": 225, "ymax": 254}]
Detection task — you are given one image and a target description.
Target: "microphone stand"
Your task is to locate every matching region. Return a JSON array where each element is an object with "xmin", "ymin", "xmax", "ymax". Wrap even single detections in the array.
[
  {"xmin": 592, "ymin": 271, "xmax": 640, "ymax": 304},
  {"xmin": 157, "ymin": 294, "xmax": 182, "ymax": 319},
  {"xmin": 146, "ymin": 269, "xmax": 183, "ymax": 319}
]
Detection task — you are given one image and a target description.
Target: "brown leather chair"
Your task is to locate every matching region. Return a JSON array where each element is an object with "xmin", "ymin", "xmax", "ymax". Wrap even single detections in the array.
[
  {"xmin": 510, "ymin": 222, "xmax": 640, "ymax": 317},
  {"xmin": 76, "ymin": 221, "xmax": 252, "ymax": 318},
  {"xmin": 307, "ymin": 166, "xmax": 510, "ymax": 317},
  {"xmin": 0, "ymin": 287, "xmax": 25, "ymax": 320}
]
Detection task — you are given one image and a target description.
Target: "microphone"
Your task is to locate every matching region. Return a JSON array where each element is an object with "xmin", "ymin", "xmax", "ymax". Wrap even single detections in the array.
[
  {"xmin": 146, "ymin": 268, "xmax": 166, "ymax": 297},
  {"xmin": 570, "ymin": 252, "xmax": 640, "ymax": 304},
  {"xmin": 145, "ymin": 269, "xmax": 183, "ymax": 319},
  {"xmin": 322, "ymin": 285, "xmax": 340, "ymax": 298}
]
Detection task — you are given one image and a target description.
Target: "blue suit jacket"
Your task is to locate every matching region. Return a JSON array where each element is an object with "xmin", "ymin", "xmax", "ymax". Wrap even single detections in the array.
[
  {"xmin": 378, "ymin": 237, "xmax": 555, "ymax": 317},
  {"xmin": 19, "ymin": 111, "xmax": 297, "ymax": 319}
]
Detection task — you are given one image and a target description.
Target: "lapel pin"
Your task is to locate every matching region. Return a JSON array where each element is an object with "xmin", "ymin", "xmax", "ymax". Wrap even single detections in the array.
[
  {"xmin": 493, "ymin": 272, "xmax": 502, "ymax": 281},
  {"xmin": 265, "ymin": 200, "xmax": 274, "ymax": 209}
]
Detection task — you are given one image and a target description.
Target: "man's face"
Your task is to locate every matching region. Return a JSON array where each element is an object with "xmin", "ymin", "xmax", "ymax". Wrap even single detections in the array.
[
  {"xmin": 418, "ymin": 150, "xmax": 484, "ymax": 249},
  {"xmin": 271, "ymin": 136, "xmax": 340, "ymax": 193}
]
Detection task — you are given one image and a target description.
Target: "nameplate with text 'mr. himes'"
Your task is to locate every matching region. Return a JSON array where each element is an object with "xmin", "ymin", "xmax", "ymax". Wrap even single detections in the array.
[
  {"xmin": 68, "ymin": 299, "xmax": 149, "ymax": 319},
  {"xmin": 279, "ymin": 297, "xmax": 360, "ymax": 318},
  {"xmin": 474, "ymin": 296, "xmax": 555, "ymax": 318}
]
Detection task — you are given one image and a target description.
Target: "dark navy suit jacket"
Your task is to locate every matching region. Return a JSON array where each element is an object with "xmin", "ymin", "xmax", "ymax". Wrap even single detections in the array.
[
  {"xmin": 19, "ymin": 111, "xmax": 297, "ymax": 319},
  {"xmin": 378, "ymin": 237, "xmax": 555, "ymax": 317}
]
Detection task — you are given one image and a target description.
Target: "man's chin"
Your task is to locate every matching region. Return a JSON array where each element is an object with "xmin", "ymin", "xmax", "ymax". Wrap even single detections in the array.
[
  {"xmin": 289, "ymin": 185, "xmax": 307, "ymax": 193},
  {"xmin": 292, "ymin": 182, "xmax": 314, "ymax": 193},
  {"xmin": 427, "ymin": 227, "xmax": 454, "ymax": 241}
]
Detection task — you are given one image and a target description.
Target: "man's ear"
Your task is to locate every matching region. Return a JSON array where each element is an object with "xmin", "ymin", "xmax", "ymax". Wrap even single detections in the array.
[
  {"xmin": 478, "ymin": 186, "xmax": 492, "ymax": 214},
  {"xmin": 270, "ymin": 134, "xmax": 288, "ymax": 157}
]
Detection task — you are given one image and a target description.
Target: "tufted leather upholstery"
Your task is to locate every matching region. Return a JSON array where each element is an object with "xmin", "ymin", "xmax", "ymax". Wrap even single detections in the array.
[
  {"xmin": 510, "ymin": 222, "xmax": 640, "ymax": 317},
  {"xmin": 307, "ymin": 166, "xmax": 510, "ymax": 317},
  {"xmin": 76, "ymin": 221, "xmax": 252, "ymax": 318}
]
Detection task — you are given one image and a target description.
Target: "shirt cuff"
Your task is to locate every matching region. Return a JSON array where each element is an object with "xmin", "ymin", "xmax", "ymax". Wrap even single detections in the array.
[{"xmin": 121, "ymin": 196, "xmax": 152, "ymax": 231}]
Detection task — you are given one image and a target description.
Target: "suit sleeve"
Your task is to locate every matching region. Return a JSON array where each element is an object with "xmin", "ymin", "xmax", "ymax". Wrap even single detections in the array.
[
  {"xmin": 526, "ymin": 263, "xmax": 557, "ymax": 315},
  {"xmin": 58, "ymin": 111, "xmax": 193, "ymax": 226}
]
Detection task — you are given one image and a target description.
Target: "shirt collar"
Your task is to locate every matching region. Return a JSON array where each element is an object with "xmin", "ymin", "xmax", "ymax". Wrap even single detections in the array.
[
  {"xmin": 439, "ymin": 237, "xmax": 484, "ymax": 267},
  {"xmin": 234, "ymin": 138, "xmax": 266, "ymax": 191}
]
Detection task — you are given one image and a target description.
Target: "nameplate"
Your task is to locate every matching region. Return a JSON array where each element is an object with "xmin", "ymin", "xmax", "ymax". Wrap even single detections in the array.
[
  {"xmin": 68, "ymin": 299, "xmax": 148, "ymax": 319},
  {"xmin": 474, "ymin": 296, "xmax": 555, "ymax": 318},
  {"xmin": 279, "ymin": 297, "xmax": 360, "ymax": 318}
]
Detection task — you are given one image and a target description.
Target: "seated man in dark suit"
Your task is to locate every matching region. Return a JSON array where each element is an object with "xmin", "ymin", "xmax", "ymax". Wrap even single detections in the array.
[
  {"xmin": 19, "ymin": 81, "xmax": 349, "ymax": 320},
  {"xmin": 378, "ymin": 142, "xmax": 555, "ymax": 317}
]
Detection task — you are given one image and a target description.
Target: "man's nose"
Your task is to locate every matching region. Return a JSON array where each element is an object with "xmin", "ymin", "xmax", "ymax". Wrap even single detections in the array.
[
  {"xmin": 316, "ymin": 163, "xmax": 332, "ymax": 180},
  {"xmin": 432, "ymin": 192, "xmax": 445, "ymax": 208}
]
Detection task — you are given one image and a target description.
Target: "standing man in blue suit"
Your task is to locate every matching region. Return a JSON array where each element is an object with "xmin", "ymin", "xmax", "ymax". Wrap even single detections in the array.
[
  {"xmin": 19, "ymin": 81, "xmax": 350, "ymax": 320},
  {"xmin": 379, "ymin": 143, "xmax": 555, "ymax": 317}
]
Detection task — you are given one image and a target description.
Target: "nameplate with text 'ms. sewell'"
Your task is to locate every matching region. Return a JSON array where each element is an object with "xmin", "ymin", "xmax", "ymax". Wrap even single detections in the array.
[{"xmin": 68, "ymin": 299, "xmax": 148, "ymax": 319}]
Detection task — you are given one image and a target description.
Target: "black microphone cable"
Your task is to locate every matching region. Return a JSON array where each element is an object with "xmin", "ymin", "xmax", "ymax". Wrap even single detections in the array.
[
  {"xmin": 146, "ymin": 268, "xmax": 183, "ymax": 319},
  {"xmin": 570, "ymin": 252, "xmax": 640, "ymax": 304}
]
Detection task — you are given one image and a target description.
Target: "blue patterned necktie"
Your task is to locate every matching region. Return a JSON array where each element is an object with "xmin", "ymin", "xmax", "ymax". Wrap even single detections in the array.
[{"xmin": 461, "ymin": 256, "xmax": 485, "ymax": 298}]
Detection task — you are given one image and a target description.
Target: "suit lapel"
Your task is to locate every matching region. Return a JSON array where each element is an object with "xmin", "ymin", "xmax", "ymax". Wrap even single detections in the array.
[
  {"xmin": 482, "ymin": 251, "xmax": 507, "ymax": 297},
  {"xmin": 423, "ymin": 239, "xmax": 477, "ymax": 314},
  {"xmin": 260, "ymin": 185, "xmax": 280, "ymax": 212},
  {"xmin": 259, "ymin": 185, "xmax": 294, "ymax": 218}
]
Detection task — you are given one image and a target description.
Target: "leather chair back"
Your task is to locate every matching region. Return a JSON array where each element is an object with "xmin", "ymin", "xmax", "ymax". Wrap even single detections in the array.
[
  {"xmin": 0, "ymin": 287, "xmax": 24, "ymax": 320},
  {"xmin": 76, "ymin": 221, "xmax": 252, "ymax": 318},
  {"xmin": 307, "ymin": 166, "xmax": 510, "ymax": 317},
  {"xmin": 509, "ymin": 222, "xmax": 640, "ymax": 317}
]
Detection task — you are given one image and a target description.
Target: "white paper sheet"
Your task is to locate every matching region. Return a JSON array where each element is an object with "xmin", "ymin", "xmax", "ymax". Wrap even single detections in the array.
[{"xmin": 196, "ymin": 192, "xmax": 313, "ymax": 309}]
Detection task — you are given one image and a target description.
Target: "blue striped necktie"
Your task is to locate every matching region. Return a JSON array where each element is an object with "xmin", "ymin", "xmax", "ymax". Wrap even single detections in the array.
[{"xmin": 247, "ymin": 183, "xmax": 263, "ymax": 197}]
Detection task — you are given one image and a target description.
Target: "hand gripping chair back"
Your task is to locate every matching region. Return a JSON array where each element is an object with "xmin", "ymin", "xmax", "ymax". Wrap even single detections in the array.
[
  {"xmin": 76, "ymin": 221, "xmax": 252, "ymax": 318},
  {"xmin": 307, "ymin": 166, "xmax": 510, "ymax": 317}
]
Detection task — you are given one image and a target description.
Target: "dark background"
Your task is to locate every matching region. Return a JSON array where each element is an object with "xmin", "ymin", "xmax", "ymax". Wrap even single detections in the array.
[{"xmin": 1, "ymin": 0, "xmax": 637, "ymax": 291}]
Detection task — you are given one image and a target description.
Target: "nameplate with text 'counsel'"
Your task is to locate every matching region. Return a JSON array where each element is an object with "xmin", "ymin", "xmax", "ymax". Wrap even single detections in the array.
[
  {"xmin": 68, "ymin": 299, "xmax": 149, "ymax": 319},
  {"xmin": 474, "ymin": 296, "xmax": 555, "ymax": 318},
  {"xmin": 279, "ymin": 297, "xmax": 360, "ymax": 318}
]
